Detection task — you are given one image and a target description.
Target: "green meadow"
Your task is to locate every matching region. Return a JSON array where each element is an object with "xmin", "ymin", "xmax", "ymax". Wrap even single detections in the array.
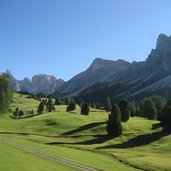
[{"xmin": 0, "ymin": 93, "xmax": 171, "ymax": 171}]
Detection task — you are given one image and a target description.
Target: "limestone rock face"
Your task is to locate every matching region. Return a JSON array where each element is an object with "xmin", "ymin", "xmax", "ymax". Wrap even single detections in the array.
[
  {"xmin": 11, "ymin": 75, "xmax": 21, "ymax": 92},
  {"xmin": 11, "ymin": 74, "xmax": 64, "ymax": 95}
]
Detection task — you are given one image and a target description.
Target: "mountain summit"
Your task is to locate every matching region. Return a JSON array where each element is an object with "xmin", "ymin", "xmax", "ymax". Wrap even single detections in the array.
[{"xmin": 53, "ymin": 58, "xmax": 130, "ymax": 97}]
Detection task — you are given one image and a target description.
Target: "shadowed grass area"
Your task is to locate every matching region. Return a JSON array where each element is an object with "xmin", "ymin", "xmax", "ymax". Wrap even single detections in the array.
[
  {"xmin": 62, "ymin": 122, "xmax": 106, "ymax": 135},
  {"xmin": 97, "ymin": 131, "xmax": 169, "ymax": 149},
  {"xmin": 48, "ymin": 135, "xmax": 112, "ymax": 145}
]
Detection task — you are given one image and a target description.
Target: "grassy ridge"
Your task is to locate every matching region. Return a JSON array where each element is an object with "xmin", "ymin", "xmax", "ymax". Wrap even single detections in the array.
[{"xmin": 0, "ymin": 93, "xmax": 171, "ymax": 171}]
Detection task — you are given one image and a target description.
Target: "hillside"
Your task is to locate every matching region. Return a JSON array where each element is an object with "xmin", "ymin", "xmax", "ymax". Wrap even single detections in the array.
[{"xmin": 0, "ymin": 93, "xmax": 171, "ymax": 171}]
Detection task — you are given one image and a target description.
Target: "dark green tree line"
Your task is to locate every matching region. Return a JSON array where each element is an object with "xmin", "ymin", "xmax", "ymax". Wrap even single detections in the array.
[{"xmin": 0, "ymin": 73, "xmax": 13, "ymax": 115}]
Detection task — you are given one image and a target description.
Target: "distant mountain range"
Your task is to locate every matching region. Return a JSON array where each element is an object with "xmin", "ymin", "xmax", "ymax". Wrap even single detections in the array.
[
  {"xmin": 11, "ymin": 74, "xmax": 64, "ymax": 95},
  {"xmin": 10, "ymin": 33, "xmax": 171, "ymax": 102}
]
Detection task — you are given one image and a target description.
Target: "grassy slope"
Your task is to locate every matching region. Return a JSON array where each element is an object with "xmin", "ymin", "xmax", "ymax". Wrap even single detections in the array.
[
  {"xmin": 0, "ymin": 141, "xmax": 79, "ymax": 171},
  {"xmin": 0, "ymin": 93, "xmax": 171, "ymax": 171}
]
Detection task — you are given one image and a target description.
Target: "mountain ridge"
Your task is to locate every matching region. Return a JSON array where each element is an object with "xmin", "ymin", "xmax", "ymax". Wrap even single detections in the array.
[
  {"xmin": 10, "ymin": 33, "xmax": 171, "ymax": 101},
  {"xmin": 54, "ymin": 33, "xmax": 171, "ymax": 101}
]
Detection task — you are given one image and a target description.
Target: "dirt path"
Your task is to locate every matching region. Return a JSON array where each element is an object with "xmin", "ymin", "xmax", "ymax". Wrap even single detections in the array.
[{"xmin": 0, "ymin": 138, "xmax": 101, "ymax": 171}]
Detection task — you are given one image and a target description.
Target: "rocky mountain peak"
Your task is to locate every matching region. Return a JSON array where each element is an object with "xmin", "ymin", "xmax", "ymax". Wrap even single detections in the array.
[
  {"xmin": 146, "ymin": 34, "xmax": 171, "ymax": 72},
  {"xmin": 156, "ymin": 33, "xmax": 170, "ymax": 49},
  {"xmin": 89, "ymin": 58, "xmax": 130, "ymax": 72},
  {"xmin": 11, "ymin": 74, "xmax": 65, "ymax": 95},
  {"xmin": 89, "ymin": 58, "xmax": 113, "ymax": 71}
]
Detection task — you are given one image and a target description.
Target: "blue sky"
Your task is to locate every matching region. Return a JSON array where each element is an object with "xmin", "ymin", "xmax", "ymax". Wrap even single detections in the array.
[{"xmin": 0, "ymin": 0, "xmax": 171, "ymax": 81}]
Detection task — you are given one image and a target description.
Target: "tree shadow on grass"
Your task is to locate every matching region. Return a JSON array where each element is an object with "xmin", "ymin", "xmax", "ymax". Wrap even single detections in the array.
[
  {"xmin": 62, "ymin": 122, "xmax": 106, "ymax": 135},
  {"xmin": 97, "ymin": 131, "xmax": 170, "ymax": 149},
  {"xmin": 47, "ymin": 135, "xmax": 112, "ymax": 145},
  {"xmin": 90, "ymin": 110, "xmax": 106, "ymax": 113},
  {"xmin": 10, "ymin": 113, "xmax": 46, "ymax": 120},
  {"xmin": 152, "ymin": 123, "xmax": 161, "ymax": 130},
  {"xmin": 68, "ymin": 111, "xmax": 78, "ymax": 115}
]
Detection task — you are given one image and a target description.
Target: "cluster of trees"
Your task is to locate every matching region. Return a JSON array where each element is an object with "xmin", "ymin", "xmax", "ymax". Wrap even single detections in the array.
[
  {"xmin": 88, "ymin": 95, "xmax": 167, "ymax": 121},
  {"xmin": 37, "ymin": 98, "xmax": 55, "ymax": 114},
  {"xmin": 0, "ymin": 73, "xmax": 13, "ymax": 115},
  {"xmin": 106, "ymin": 100, "xmax": 130, "ymax": 137},
  {"xmin": 81, "ymin": 104, "xmax": 89, "ymax": 115},
  {"xmin": 105, "ymin": 95, "xmax": 171, "ymax": 137},
  {"xmin": 66, "ymin": 100, "xmax": 76, "ymax": 112},
  {"xmin": 54, "ymin": 96, "xmax": 72, "ymax": 105},
  {"xmin": 13, "ymin": 107, "xmax": 24, "ymax": 118},
  {"xmin": 66, "ymin": 98, "xmax": 90, "ymax": 115},
  {"xmin": 18, "ymin": 91, "xmax": 47, "ymax": 101}
]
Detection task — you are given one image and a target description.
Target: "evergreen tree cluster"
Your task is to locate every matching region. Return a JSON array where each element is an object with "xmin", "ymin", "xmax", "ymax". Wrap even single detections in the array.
[
  {"xmin": 128, "ymin": 95, "xmax": 166, "ymax": 120},
  {"xmin": 67, "ymin": 99, "xmax": 76, "ymax": 112},
  {"xmin": 85, "ymin": 95, "xmax": 166, "ymax": 121},
  {"xmin": 18, "ymin": 91, "xmax": 46, "ymax": 101},
  {"xmin": 37, "ymin": 98, "xmax": 55, "ymax": 114},
  {"xmin": 54, "ymin": 96, "xmax": 71, "ymax": 105},
  {"xmin": 81, "ymin": 103, "xmax": 89, "ymax": 115},
  {"xmin": 0, "ymin": 73, "xmax": 13, "ymax": 115},
  {"xmin": 13, "ymin": 107, "xmax": 24, "ymax": 118}
]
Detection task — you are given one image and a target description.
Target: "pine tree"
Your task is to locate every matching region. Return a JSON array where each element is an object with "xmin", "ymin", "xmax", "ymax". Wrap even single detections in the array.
[
  {"xmin": 0, "ymin": 90, "xmax": 6, "ymax": 114},
  {"xmin": 160, "ymin": 100, "xmax": 171, "ymax": 132},
  {"xmin": 19, "ymin": 110, "xmax": 24, "ymax": 118},
  {"xmin": 91, "ymin": 102, "xmax": 96, "ymax": 109},
  {"xmin": 129, "ymin": 101, "xmax": 136, "ymax": 117},
  {"xmin": 54, "ymin": 96, "xmax": 62, "ymax": 105},
  {"xmin": 105, "ymin": 97, "xmax": 112, "ymax": 112},
  {"xmin": 119, "ymin": 100, "xmax": 130, "ymax": 122},
  {"xmin": 64, "ymin": 97, "xmax": 70, "ymax": 105},
  {"xmin": 135, "ymin": 103, "xmax": 140, "ymax": 116},
  {"xmin": 66, "ymin": 99, "xmax": 76, "ymax": 112},
  {"xmin": 77, "ymin": 98, "xmax": 84, "ymax": 108},
  {"xmin": 81, "ymin": 103, "xmax": 89, "ymax": 115},
  {"xmin": 13, "ymin": 107, "xmax": 19, "ymax": 118},
  {"xmin": 0, "ymin": 73, "xmax": 12, "ymax": 115},
  {"xmin": 30, "ymin": 109, "xmax": 34, "ymax": 115},
  {"xmin": 46, "ymin": 98, "xmax": 55, "ymax": 112},
  {"xmin": 143, "ymin": 99, "xmax": 157, "ymax": 120},
  {"xmin": 37, "ymin": 101, "xmax": 44, "ymax": 114},
  {"xmin": 106, "ymin": 104, "xmax": 122, "ymax": 137},
  {"xmin": 150, "ymin": 95, "xmax": 166, "ymax": 120}
]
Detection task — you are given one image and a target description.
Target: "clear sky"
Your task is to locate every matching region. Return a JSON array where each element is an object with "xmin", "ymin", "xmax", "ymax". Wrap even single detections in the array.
[{"xmin": 0, "ymin": 0, "xmax": 171, "ymax": 81}]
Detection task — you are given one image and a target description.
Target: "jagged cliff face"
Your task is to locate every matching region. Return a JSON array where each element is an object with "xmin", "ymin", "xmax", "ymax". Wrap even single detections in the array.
[
  {"xmin": 54, "ymin": 33, "xmax": 171, "ymax": 101},
  {"xmin": 11, "ymin": 75, "xmax": 21, "ymax": 92},
  {"xmin": 147, "ymin": 34, "xmax": 171, "ymax": 73},
  {"xmin": 12, "ymin": 74, "xmax": 64, "ymax": 95}
]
